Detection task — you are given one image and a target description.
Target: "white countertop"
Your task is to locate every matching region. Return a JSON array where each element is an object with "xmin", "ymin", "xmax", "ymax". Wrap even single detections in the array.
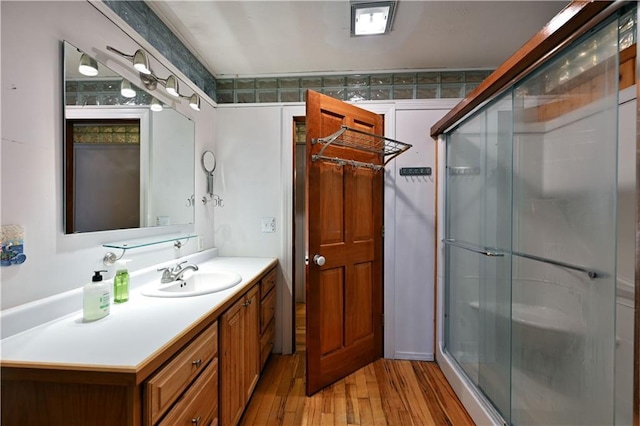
[{"xmin": 0, "ymin": 256, "xmax": 276, "ymax": 371}]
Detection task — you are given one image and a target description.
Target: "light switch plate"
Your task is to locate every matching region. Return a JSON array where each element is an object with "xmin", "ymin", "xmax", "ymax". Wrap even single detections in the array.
[{"xmin": 261, "ymin": 217, "xmax": 276, "ymax": 233}]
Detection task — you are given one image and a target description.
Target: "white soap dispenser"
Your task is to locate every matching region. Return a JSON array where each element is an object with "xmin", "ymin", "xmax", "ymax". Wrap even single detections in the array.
[{"xmin": 83, "ymin": 270, "xmax": 111, "ymax": 322}]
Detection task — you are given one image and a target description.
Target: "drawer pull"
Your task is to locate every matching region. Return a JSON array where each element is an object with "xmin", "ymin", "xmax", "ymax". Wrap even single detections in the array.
[
  {"xmin": 191, "ymin": 416, "xmax": 201, "ymax": 425},
  {"xmin": 191, "ymin": 359, "xmax": 202, "ymax": 368}
]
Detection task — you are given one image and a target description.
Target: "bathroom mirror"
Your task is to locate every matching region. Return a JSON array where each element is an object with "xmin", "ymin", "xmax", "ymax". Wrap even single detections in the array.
[
  {"xmin": 63, "ymin": 41, "xmax": 195, "ymax": 233},
  {"xmin": 201, "ymin": 150, "xmax": 216, "ymax": 197}
]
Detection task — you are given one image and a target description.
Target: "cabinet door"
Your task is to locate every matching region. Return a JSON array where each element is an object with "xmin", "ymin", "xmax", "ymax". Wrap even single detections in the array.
[
  {"xmin": 243, "ymin": 285, "xmax": 260, "ymax": 402},
  {"xmin": 221, "ymin": 298, "xmax": 245, "ymax": 426}
]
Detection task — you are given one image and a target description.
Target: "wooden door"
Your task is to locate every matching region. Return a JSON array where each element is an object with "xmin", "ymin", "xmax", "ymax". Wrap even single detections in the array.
[{"xmin": 305, "ymin": 90, "xmax": 384, "ymax": 395}]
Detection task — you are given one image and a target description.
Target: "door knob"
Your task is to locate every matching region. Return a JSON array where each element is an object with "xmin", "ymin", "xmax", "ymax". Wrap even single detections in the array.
[{"xmin": 313, "ymin": 255, "xmax": 326, "ymax": 266}]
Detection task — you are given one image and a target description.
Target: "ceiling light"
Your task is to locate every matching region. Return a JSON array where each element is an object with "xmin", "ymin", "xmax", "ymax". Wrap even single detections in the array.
[
  {"xmin": 165, "ymin": 75, "xmax": 180, "ymax": 97},
  {"xmin": 351, "ymin": 1, "xmax": 396, "ymax": 36},
  {"xmin": 120, "ymin": 79, "xmax": 136, "ymax": 98},
  {"xmin": 188, "ymin": 94, "xmax": 200, "ymax": 111},
  {"xmin": 132, "ymin": 49, "xmax": 151, "ymax": 75},
  {"xmin": 150, "ymin": 98, "xmax": 163, "ymax": 112},
  {"xmin": 78, "ymin": 53, "xmax": 99, "ymax": 76}
]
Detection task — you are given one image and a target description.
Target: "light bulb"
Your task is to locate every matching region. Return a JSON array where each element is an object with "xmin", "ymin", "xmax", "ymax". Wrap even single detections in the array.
[
  {"xmin": 189, "ymin": 94, "xmax": 200, "ymax": 111},
  {"xmin": 150, "ymin": 98, "xmax": 163, "ymax": 112},
  {"xmin": 165, "ymin": 75, "xmax": 180, "ymax": 97},
  {"xmin": 120, "ymin": 80, "xmax": 136, "ymax": 98},
  {"xmin": 133, "ymin": 49, "xmax": 151, "ymax": 75},
  {"xmin": 78, "ymin": 53, "xmax": 99, "ymax": 76}
]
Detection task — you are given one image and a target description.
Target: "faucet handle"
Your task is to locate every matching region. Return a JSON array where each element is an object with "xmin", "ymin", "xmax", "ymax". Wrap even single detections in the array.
[
  {"xmin": 174, "ymin": 260, "xmax": 188, "ymax": 270},
  {"xmin": 157, "ymin": 266, "xmax": 174, "ymax": 281}
]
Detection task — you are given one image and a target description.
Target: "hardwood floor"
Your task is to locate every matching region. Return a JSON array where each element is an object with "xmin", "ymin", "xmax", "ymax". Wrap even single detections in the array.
[
  {"xmin": 239, "ymin": 303, "xmax": 474, "ymax": 426},
  {"xmin": 295, "ymin": 302, "xmax": 306, "ymax": 353}
]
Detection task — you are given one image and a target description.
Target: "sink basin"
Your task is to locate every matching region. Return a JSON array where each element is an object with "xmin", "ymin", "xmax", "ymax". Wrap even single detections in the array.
[{"xmin": 142, "ymin": 270, "xmax": 242, "ymax": 297}]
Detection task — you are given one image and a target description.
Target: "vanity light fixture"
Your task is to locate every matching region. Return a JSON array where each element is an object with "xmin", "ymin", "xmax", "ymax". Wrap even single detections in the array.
[
  {"xmin": 350, "ymin": 0, "xmax": 397, "ymax": 36},
  {"xmin": 132, "ymin": 50, "xmax": 151, "ymax": 75},
  {"xmin": 150, "ymin": 98, "xmax": 163, "ymax": 112},
  {"xmin": 188, "ymin": 94, "xmax": 200, "ymax": 111},
  {"xmin": 78, "ymin": 53, "xmax": 99, "ymax": 76},
  {"xmin": 164, "ymin": 75, "xmax": 180, "ymax": 97},
  {"xmin": 178, "ymin": 93, "xmax": 200, "ymax": 110},
  {"xmin": 120, "ymin": 79, "xmax": 136, "ymax": 98},
  {"xmin": 106, "ymin": 45, "xmax": 201, "ymax": 112},
  {"xmin": 106, "ymin": 46, "xmax": 151, "ymax": 74}
]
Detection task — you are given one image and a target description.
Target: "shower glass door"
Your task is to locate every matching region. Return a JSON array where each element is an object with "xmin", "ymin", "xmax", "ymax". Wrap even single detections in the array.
[
  {"xmin": 445, "ymin": 92, "xmax": 513, "ymax": 423},
  {"xmin": 510, "ymin": 18, "xmax": 619, "ymax": 425}
]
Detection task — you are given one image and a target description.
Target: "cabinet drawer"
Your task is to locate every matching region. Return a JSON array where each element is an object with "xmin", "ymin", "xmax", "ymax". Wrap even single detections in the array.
[
  {"xmin": 260, "ymin": 288, "xmax": 276, "ymax": 334},
  {"xmin": 260, "ymin": 268, "xmax": 276, "ymax": 300},
  {"xmin": 260, "ymin": 320, "xmax": 275, "ymax": 369},
  {"xmin": 158, "ymin": 358, "xmax": 218, "ymax": 426},
  {"xmin": 147, "ymin": 322, "xmax": 218, "ymax": 425}
]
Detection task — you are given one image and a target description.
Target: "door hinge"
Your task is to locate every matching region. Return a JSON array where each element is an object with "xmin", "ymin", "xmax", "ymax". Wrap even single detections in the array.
[
  {"xmin": 382, "ymin": 314, "xmax": 385, "ymax": 327},
  {"xmin": 382, "ymin": 226, "xmax": 385, "ymax": 238}
]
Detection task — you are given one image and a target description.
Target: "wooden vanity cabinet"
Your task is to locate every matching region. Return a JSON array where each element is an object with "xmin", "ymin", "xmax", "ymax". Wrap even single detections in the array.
[
  {"xmin": 1, "ymin": 262, "xmax": 277, "ymax": 426},
  {"xmin": 220, "ymin": 265, "xmax": 277, "ymax": 426},
  {"xmin": 259, "ymin": 268, "xmax": 276, "ymax": 369},
  {"xmin": 145, "ymin": 321, "xmax": 218, "ymax": 426},
  {"xmin": 220, "ymin": 284, "xmax": 260, "ymax": 426},
  {"xmin": 0, "ymin": 321, "xmax": 219, "ymax": 426}
]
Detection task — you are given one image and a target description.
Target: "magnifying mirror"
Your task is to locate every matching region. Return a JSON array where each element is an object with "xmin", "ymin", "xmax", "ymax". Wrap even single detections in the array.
[{"xmin": 201, "ymin": 150, "xmax": 216, "ymax": 196}]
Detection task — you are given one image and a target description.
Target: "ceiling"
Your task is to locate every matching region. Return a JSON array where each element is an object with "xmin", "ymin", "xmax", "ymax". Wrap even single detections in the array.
[{"xmin": 146, "ymin": 1, "xmax": 569, "ymax": 78}]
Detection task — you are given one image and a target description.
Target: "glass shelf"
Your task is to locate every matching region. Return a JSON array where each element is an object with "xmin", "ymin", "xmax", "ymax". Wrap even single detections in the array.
[
  {"xmin": 102, "ymin": 234, "xmax": 196, "ymax": 265},
  {"xmin": 103, "ymin": 234, "xmax": 196, "ymax": 251}
]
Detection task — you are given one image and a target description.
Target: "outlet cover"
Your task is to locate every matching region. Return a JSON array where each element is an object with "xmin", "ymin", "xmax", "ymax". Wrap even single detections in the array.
[
  {"xmin": 261, "ymin": 217, "xmax": 276, "ymax": 233},
  {"xmin": 197, "ymin": 236, "xmax": 204, "ymax": 251}
]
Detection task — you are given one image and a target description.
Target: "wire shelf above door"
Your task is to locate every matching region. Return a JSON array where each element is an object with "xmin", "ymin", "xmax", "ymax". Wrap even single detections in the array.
[{"xmin": 311, "ymin": 125, "xmax": 412, "ymax": 171}]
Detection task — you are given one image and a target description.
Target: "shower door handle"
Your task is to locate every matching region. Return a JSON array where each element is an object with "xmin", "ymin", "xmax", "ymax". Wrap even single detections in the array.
[
  {"xmin": 442, "ymin": 239, "xmax": 504, "ymax": 257},
  {"xmin": 313, "ymin": 255, "xmax": 326, "ymax": 266}
]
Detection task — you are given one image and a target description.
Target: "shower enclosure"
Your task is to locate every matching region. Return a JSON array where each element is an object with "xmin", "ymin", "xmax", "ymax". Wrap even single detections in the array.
[{"xmin": 442, "ymin": 7, "xmax": 635, "ymax": 425}]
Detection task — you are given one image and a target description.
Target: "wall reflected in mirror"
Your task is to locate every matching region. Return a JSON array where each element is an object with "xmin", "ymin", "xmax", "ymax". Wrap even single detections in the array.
[{"xmin": 63, "ymin": 41, "xmax": 195, "ymax": 234}]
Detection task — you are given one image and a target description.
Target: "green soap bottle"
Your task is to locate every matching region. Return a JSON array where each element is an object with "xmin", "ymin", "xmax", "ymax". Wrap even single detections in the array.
[{"xmin": 114, "ymin": 259, "xmax": 131, "ymax": 303}]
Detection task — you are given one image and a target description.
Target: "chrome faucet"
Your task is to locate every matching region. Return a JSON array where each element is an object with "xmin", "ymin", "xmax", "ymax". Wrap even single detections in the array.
[{"xmin": 157, "ymin": 261, "xmax": 199, "ymax": 283}]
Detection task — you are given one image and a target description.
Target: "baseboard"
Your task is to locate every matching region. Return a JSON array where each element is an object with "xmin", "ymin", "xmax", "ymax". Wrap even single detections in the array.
[{"xmin": 393, "ymin": 351, "xmax": 435, "ymax": 361}]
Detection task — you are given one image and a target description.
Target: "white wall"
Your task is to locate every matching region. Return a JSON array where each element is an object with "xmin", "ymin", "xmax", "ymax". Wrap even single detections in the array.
[
  {"xmin": 1, "ymin": 1, "xmax": 216, "ymax": 310},
  {"xmin": 212, "ymin": 106, "xmax": 283, "ymax": 258},
  {"xmin": 390, "ymin": 107, "xmax": 449, "ymax": 360},
  {"xmin": 214, "ymin": 100, "xmax": 455, "ymax": 357},
  {"xmin": 213, "ymin": 105, "xmax": 288, "ymax": 351}
]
